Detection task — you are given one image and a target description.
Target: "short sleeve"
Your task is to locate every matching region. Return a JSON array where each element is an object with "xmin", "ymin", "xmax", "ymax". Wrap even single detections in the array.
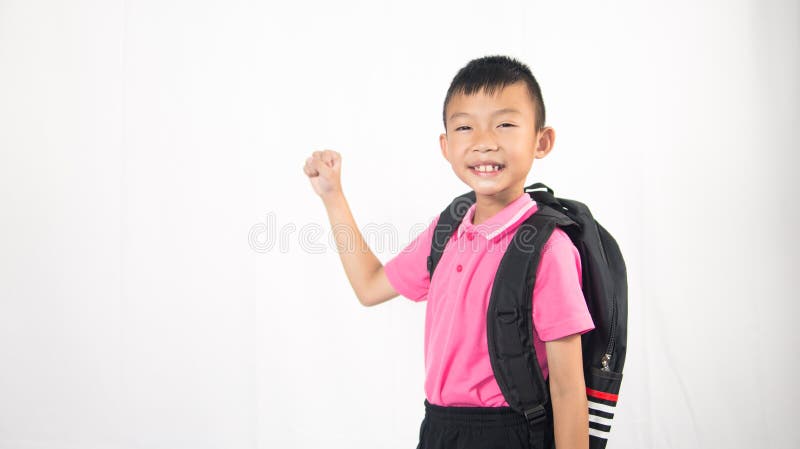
[
  {"xmin": 384, "ymin": 216, "xmax": 439, "ymax": 302},
  {"xmin": 532, "ymin": 228, "xmax": 595, "ymax": 341}
]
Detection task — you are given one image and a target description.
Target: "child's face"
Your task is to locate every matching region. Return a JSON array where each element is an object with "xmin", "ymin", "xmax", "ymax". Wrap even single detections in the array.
[{"xmin": 439, "ymin": 81, "xmax": 553, "ymax": 200}]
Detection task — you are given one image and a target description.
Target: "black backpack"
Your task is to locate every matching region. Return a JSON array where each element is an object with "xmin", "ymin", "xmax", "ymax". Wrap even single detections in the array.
[{"xmin": 426, "ymin": 182, "xmax": 627, "ymax": 449}]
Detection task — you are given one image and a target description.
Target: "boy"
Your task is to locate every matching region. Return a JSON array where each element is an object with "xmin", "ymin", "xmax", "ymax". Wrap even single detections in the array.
[{"xmin": 303, "ymin": 55, "xmax": 594, "ymax": 449}]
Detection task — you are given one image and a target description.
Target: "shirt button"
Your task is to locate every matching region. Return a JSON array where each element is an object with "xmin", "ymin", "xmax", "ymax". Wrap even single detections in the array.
[
  {"xmin": 467, "ymin": 233, "xmax": 474, "ymax": 241},
  {"xmin": 456, "ymin": 264, "xmax": 463, "ymax": 272}
]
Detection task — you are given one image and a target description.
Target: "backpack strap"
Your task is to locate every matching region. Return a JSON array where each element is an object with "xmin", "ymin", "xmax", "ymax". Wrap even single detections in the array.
[
  {"xmin": 427, "ymin": 190, "xmax": 476, "ymax": 279},
  {"xmin": 427, "ymin": 182, "xmax": 561, "ymax": 278},
  {"xmin": 486, "ymin": 201, "xmax": 579, "ymax": 448}
]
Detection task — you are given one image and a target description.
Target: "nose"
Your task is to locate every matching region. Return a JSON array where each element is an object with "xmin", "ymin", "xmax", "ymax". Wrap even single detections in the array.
[{"xmin": 470, "ymin": 127, "xmax": 498, "ymax": 152}]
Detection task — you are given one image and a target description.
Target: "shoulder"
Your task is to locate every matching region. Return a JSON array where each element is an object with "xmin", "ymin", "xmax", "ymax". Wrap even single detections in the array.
[
  {"xmin": 534, "ymin": 225, "xmax": 583, "ymax": 288},
  {"xmin": 531, "ymin": 225, "xmax": 593, "ymax": 340},
  {"xmin": 383, "ymin": 214, "xmax": 440, "ymax": 302},
  {"xmin": 542, "ymin": 226, "xmax": 576, "ymax": 257}
]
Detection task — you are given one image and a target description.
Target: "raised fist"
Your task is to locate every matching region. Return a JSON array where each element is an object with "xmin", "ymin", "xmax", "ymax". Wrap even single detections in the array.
[{"xmin": 303, "ymin": 149, "xmax": 342, "ymax": 198}]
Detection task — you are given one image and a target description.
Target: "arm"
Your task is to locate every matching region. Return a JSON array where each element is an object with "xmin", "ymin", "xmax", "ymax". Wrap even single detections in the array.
[
  {"xmin": 546, "ymin": 333, "xmax": 589, "ymax": 449},
  {"xmin": 303, "ymin": 149, "xmax": 400, "ymax": 307},
  {"xmin": 319, "ymin": 192, "xmax": 400, "ymax": 307}
]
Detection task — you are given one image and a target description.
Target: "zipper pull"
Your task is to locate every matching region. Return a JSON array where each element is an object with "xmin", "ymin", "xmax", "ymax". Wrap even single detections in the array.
[{"xmin": 601, "ymin": 353, "xmax": 612, "ymax": 371}]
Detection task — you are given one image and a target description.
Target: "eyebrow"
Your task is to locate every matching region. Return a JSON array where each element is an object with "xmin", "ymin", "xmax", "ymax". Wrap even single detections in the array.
[{"xmin": 448, "ymin": 108, "xmax": 523, "ymax": 122}]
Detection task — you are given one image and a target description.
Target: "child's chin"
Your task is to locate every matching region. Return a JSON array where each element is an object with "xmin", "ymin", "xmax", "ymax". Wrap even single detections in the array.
[{"xmin": 470, "ymin": 183, "xmax": 505, "ymax": 196}]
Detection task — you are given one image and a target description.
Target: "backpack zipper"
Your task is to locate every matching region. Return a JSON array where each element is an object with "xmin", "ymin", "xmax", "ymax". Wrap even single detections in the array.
[
  {"xmin": 601, "ymin": 294, "xmax": 617, "ymax": 371},
  {"xmin": 594, "ymin": 223, "xmax": 616, "ymax": 372}
]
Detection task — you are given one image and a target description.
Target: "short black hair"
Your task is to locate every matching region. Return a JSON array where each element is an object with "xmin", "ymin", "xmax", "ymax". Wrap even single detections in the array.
[{"xmin": 442, "ymin": 55, "xmax": 546, "ymax": 133}]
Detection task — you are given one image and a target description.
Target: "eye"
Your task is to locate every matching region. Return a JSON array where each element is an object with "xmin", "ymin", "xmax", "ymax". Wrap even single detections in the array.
[
  {"xmin": 455, "ymin": 126, "xmax": 471, "ymax": 131},
  {"xmin": 498, "ymin": 123, "xmax": 515, "ymax": 128}
]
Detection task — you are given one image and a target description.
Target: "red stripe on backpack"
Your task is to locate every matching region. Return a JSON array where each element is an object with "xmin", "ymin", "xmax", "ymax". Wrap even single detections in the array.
[{"xmin": 586, "ymin": 387, "xmax": 618, "ymax": 402}]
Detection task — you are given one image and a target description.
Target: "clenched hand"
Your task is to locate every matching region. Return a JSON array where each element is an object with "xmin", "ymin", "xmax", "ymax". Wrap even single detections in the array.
[{"xmin": 303, "ymin": 149, "xmax": 342, "ymax": 198}]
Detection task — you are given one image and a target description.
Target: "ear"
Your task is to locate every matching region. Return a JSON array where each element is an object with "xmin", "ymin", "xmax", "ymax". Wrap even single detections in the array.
[
  {"xmin": 534, "ymin": 126, "xmax": 556, "ymax": 159},
  {"xmin": 439, "ymin": 132, "xmax": 449, "ymax": 161}
]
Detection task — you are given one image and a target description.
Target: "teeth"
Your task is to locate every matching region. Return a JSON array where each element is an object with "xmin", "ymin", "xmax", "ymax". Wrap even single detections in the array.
[{"xmin": 474, "ymin": 165, "xmax": 501, "ymax": 172}]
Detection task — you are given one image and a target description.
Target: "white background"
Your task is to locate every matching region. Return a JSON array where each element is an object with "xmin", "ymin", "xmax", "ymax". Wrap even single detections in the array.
[{"xmin": 1, "ymin": 0, "xmax": 798, "ymax": 448}]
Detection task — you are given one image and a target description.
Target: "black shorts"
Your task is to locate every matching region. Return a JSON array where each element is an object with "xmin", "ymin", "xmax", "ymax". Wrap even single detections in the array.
[{"xmin": 416, "ymin": 399, "xmax": 554, "ymax": 449}]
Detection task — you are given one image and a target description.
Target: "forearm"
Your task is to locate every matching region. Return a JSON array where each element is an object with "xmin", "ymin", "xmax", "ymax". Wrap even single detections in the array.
[
  {"xmin": 321, "ymin": 191, "xmax": 382, "ymax": 305},
  {"xmin": 551, "ymin": 387, "xmax": 589, "ymax": 449}
]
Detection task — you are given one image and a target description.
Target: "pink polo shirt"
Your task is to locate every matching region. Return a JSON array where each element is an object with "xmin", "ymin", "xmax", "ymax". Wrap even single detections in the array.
[{"xmin": 384, "ymin": 192, "xmax": 595, "ymax": 407}]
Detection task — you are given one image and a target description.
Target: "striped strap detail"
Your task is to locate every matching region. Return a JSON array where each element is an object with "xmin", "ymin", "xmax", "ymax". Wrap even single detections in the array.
[
  {"xmin": 588, "ymin": 400, "xmax": 616, "ymax": 414},
  {"xmin": 586, "ymin": 387, "xmax": 619, "ymax": 402},
  {"xmin": 589, "ymin": 414, "xmax": 613, "ymax": 427},
  {"xmin": 589, "ymin": 427, "xmax": 611, "ymax": 439},
  {"xmin": 587, "ymin": 388, "xmax": 617, "ymax": 442}
]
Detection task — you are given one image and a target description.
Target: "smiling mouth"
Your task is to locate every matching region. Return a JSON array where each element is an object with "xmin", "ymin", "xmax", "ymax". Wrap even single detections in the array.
[{"xmin": 469, "ymin": 164, "xmax": 505, "ymax": 176}]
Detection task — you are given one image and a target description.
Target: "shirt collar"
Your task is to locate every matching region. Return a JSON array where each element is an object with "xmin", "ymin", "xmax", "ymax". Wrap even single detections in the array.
[{"xmin": 456, "ymin": 192, "xmax": 537, "ymax": 242}]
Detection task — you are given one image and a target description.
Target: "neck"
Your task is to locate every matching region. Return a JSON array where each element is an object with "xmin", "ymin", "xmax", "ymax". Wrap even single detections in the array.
[{"xmin": 471, "ymin": 187, "xmax": 526, "ymax": 226}]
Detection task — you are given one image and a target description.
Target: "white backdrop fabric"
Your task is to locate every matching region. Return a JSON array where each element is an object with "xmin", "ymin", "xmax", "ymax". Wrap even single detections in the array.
[{"xmin": 1, "ymin": 0, "xmax": 798, "ymax": 448}]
